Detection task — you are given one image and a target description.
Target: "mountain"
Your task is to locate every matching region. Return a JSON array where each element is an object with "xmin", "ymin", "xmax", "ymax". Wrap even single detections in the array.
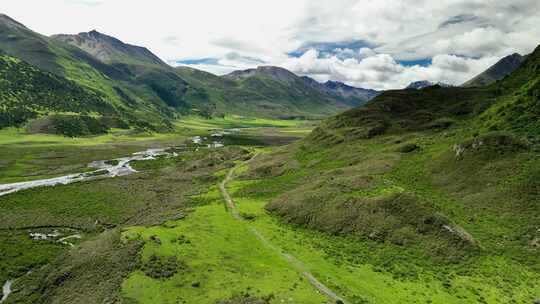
[
  {"xmin": 0, "ymin": 15, "xmax": 366, "ymax": 134},
  {"xmin": 219, "ymin": 66, "xmax": 361, "ymax": 118},
  {"xmin": 51, "ymin": 30, "xmax": 209, "ymax": 111},
  {"xmin": 52, "ymin": 30, "xmax": 164, "ymax": 65},
  {"xmin": 225, "ymin": 66, "xmax": 299, "ymax": 84},
  {"xmin": 0, "ymin": 14, "xmax": 183, "ymax": 131},
  {"xmin": 227, "ymin": 67, "xmax": 379, "ymax": 106},
  {"xmin": 300, "ymin": 77, "xmax": 380, "ymax": 106},
  {"xmin": 0, "ymin": 13, "xmax": 66, "ymax": 74},
  {"xmin": 406, "ymin": 80, "xmax": 452, "ymax": 89},
  {"xmin": 463, "ymin": 53, "xmax": 525, "ymax": 87}
]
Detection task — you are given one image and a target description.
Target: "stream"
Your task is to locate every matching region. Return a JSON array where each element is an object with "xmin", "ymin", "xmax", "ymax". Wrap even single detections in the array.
[
  {"xmin": 0, "ymin": 134, "xmax": 226, "ymax": 197},
  {"xmin": 0, "ymin": 280, "xmax": 11, "ymax": 303}
]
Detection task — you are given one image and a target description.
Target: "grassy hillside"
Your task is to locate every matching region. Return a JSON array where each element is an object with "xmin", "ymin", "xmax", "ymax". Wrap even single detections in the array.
[
  {"xmin": 178, "ymin": 65, "xmax": 364, "ymax": 119},
  {"xmin": 229, "ymin": 45, "xmax": 540, "ymax": 302},
  {"xmin": 478, "ymin": 46, "xmax": 540, "ymax": 135},
  {"xmin": 0, "ymin": 51, "xmax": 127, "ymax": 135},
  {"xmin": 0, "ymin": 14, "xmax": 179, "ymax": 131}
]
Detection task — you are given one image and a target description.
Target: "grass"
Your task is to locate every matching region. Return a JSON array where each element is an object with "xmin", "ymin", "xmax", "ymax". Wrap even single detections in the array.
[
  {"xmin": 174, "ymin": 115, "xmax": 313, "ymax": 131},
  {"xmin": 0, "ymin": 117, "xmax": 310, "ymax": 184},
  {"xmin": 121, "ymin": 201, "xmax": 327, "ymax": 304},
  {"xmin": 0, "ymin": 231, "xmax": 65, "ymax": 284},
  {"xmin": 0, "ymin": 128, "xmax": 188, "ymax": 184},
  {"xmin": 117, "ymin": 153, "xmax": 540, "ymax": 304},
  {"xmin": 0, "ymin": 127, "xmax": 180, "ymax": 146},
  {"xmin": 227, "ymin": 165, "xmax": 540, "ymax": 303},
  {"xmin": 224, "ymin": 122, "xmax": 540, "ymax": 303},
  {"xmin": 0, "ymin": 144, "xmax": 250, "ymax": 303}
]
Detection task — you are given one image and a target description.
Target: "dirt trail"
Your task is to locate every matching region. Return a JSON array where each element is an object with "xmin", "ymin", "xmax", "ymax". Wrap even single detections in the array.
[{"xmin": 219, "ymin": 153, "xmax": 349, "ymax": 304}]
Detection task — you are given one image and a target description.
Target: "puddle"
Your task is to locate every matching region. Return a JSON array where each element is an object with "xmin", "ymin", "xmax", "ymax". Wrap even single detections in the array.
[{"xmin": 27, "ymin": 228, "xmax": 83, "ymax": 247}]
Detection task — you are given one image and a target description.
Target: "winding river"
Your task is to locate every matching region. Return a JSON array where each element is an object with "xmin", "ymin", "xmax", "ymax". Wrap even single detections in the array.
[{"xmin": 0, "ymin": 135, "xmax": 226, "ymax": 197}]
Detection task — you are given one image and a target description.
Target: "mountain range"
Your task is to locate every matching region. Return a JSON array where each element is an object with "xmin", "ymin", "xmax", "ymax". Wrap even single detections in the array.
[
  {"xmin": 0, "ymin": 14, "xmax": 379, "ymax": 135},
  {"xmin": 0, "ymin": 13, "xmax": 533, "ymax": 136}
]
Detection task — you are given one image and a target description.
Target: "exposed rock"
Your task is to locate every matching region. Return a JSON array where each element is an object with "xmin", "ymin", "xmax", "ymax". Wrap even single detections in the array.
[
  {"xmin": 453, "ymin": 133, "xmax": 528, "ymax": 159},
  {"xmin": 442, "ymin": 224, "xmax": 476, "ymax": 246}
]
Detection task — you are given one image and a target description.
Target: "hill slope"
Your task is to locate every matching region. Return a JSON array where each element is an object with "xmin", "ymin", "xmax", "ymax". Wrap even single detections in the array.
[
  {"xmin": 234, "ymin": 44, "xmax": 540, "ymax": 302},
  {"xmin": 0, "ymin": 14, "xmax": 181, "ymax": 130},
  {"xmin": 220, "ymin": 66, "xmax": 355, "ymax": 118},
  {"xmin": 0, "ymin": 51, "xmax": 121, "ymax": 135},
  {"xmin": 463, "ymin": 53, "xmax": 525, "ymax": 87}
]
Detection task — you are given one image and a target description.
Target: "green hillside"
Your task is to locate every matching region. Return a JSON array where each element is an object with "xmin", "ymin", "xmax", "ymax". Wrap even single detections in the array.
[
  {"xmin": 0, "ymin": 14, "xmax": 177, "ymax": 131},
  {"xmin": 0, "ymin": 51, "xmax": 126, "ymax": 135},
  {"xmin": 230, "ymin": 44, "xmax": 540, "ymax": 302}
]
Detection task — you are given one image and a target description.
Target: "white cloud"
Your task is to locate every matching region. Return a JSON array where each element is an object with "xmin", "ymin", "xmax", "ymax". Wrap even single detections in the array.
[
  {"xmin": 280, "ymin": 49, "xmax": 498, "ymax": 90},
  {"xmin": 2, "ymin": 0, "xmax": 539, "ymax": 89}
]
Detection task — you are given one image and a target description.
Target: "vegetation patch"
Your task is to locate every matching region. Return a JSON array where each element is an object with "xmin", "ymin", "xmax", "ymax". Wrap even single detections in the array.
[{"xmin": 141, "ymin": 254, "xmax": 185, "ymax": 279}]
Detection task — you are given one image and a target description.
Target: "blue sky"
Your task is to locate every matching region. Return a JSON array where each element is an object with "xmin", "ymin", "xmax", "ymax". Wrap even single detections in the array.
[{"xmin": 3, "ymin": 0, "xmax": 540, "ymax": 89}]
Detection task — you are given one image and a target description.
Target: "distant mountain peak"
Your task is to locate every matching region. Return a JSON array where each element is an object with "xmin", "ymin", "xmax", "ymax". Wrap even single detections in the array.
[
  {"xmin": 52, "ymin": 30, "xmax": 164, "ymax": 65},
  {"xmin": 303, "ymin": 77, "xmax": 381, "ymax": 105},
  {"xmin": 225, "ymin": 65, "xmax": 299, "ymax": 84},
  {"xmin": 463, "ymin": 53, "xmax": 525, "ymax": 87},
  {"xmin": 406, "ymin": 80, "xmax": 451, "ymax": 90}
]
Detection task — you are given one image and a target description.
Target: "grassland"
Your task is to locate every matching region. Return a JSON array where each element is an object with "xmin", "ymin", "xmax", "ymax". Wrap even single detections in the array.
[
  {"xmin": 174, "ymin": 115, "xmax": 314, "ymax": 131},
  {"xmin": 113, "ymin": 135, "xmax": 539, "ymax": 303},
  {"xmin": 121, "ymin": 200, "xmax": 328, "ymax": 304},
  {"xmin": 0, "ymin": 116, "xmax": 312, "ymax": 184},
  {"xmin": 1, "ymin": 143, "xmax": 252, "ymax": 303},
  {"xmin": 227, "ymin": 132, "xmax": 540, "ymax": 303},
  {"xmin": 0, "ymin": 116, "xmax": 316, "ymax": 303},
  {"xmin": 1, "ymin": 113, "xmax": 538, "ymax": 303}
]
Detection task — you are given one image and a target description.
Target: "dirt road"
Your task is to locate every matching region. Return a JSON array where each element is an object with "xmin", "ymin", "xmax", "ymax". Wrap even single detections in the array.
[{"xmin": 219, "ymin": 153, "xmax": 349, "ymax": 304}]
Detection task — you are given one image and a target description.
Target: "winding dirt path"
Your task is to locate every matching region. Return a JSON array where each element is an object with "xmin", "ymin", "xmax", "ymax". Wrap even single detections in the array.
[{"xmin": 219, "ymin": 153, "xmax": 349, "ymax": 304}]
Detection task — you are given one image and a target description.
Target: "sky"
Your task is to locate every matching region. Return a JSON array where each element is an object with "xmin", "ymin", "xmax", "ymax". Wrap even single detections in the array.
[{"xmin": 3, "ymin": 0, "xmax": 540, "ymax": 90}]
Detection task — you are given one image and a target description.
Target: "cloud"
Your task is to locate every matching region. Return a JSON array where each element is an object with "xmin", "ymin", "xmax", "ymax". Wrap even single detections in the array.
[
  {"xmin": 162, "ymin": 36, "xmax": 180, "ymax": 46},
  {"xmin": 171, "ymin": 52, "xmax": 266, "ymax": 75},
  {"xmin": 279, "ymin": 48, "xmax": 498, "ymax": 90},
  {"xmin": 2, "ymin": 0, "xmax": 539, "ymax": 89},
  {"xmin": 438, "ymin": 14, "xmax": 487, "ymax": 29},
  {"xmin": 288, "ymin": 40, "xmax": 375, "ymax": 59}
]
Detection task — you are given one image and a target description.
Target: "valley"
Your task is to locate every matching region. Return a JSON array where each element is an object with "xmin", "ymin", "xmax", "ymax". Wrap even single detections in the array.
[
  {"xmin": 1, "ymin": 108, "xmax": 538, "ymax": 303},
  {"xmin": 0, "ymin": 7, "xmax": 539, "ymax": 304}
]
